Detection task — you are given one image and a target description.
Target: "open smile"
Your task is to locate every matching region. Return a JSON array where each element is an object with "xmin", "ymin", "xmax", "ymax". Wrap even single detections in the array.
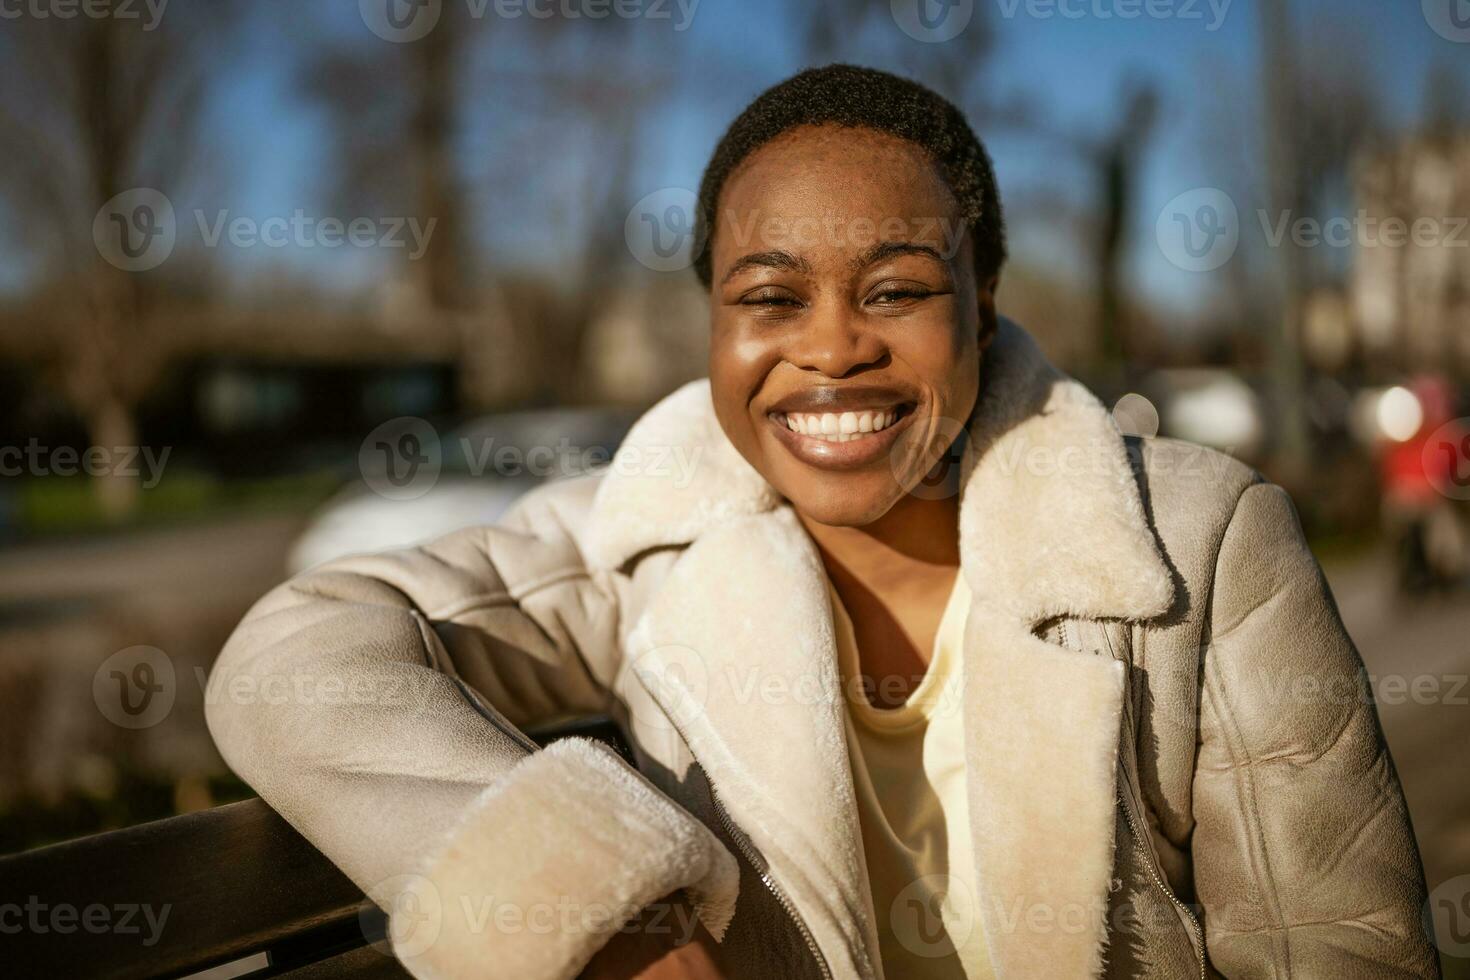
[{"xmin": 766, "ymin": 402, "xmax": 918, "ymax": 470}]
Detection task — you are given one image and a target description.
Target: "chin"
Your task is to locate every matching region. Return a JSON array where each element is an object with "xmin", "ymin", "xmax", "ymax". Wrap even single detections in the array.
[{"xmin": 781, "ymin": 472, "xmax": 905, "ymax": 528}]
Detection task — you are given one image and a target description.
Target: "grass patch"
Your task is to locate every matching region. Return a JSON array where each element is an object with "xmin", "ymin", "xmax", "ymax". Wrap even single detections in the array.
[{"xmin": 10, "ymin": 468, "xmax": 342, "ymax": 538}]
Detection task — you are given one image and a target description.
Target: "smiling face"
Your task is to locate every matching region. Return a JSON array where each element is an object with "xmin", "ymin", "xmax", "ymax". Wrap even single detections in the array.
[{"xmin": 708, "ymin": 124, "xmax": 998, "ymax": 527}]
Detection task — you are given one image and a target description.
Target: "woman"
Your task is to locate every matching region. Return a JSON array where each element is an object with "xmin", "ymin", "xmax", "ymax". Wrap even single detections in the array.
[{"xmin": 207, "ymin": 66, "xmax": 1437, "ymax": 979}]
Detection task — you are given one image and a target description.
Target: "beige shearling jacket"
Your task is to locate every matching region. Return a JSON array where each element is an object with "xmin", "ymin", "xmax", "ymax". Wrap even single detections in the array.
[{"xmin": 207, "ymin": 321, "xmax": 1438, "ymax": 980}]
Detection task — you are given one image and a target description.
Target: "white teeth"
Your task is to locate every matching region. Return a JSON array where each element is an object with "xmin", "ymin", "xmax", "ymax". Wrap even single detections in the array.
[{"xmin": 783, "ymin": 409, "xmax": 903, "ymax": 443}]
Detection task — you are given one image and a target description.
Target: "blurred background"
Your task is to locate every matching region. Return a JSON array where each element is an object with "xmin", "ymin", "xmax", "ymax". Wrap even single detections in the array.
[{"xmin": 0, "ymin": 0, "xmax": 1468, "ymax": 970}]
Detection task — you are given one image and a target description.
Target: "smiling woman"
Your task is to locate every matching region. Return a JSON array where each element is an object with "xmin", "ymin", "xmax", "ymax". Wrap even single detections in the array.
[{"xmin": 205, "ymin": 65, "xmax": 1439, "ymax": 980}]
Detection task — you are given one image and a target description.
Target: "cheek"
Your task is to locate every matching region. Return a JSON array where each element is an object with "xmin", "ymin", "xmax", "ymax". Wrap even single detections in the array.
[
  {"xmin": 710, "ymin": 319, "xmax": 784, "ymax": 404},
  {"xmin": 891, "ymin": 314, "xmax": 980, "ymax": 411},
  {"xmin": 948, "ymin": 332, "xmax": 982, "ymax": 410},
  {"xmin": 709, "ymin": 318, "xmax": 787, "ymax": 447}
]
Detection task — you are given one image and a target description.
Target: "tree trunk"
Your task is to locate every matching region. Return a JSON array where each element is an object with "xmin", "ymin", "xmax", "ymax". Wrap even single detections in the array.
[{"xmin": 88, "ymin": 396, "xmax": 141, "ymax": 523}]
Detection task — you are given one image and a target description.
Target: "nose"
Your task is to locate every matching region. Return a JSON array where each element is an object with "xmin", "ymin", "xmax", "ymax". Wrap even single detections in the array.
[{"xmin": 785, "ymin": 301, "xmax": 888, "ymax": 379}]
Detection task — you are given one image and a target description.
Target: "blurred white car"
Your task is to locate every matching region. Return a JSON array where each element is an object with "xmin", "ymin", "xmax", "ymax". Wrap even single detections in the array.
[{"xmin": 288, "ymin": 407, "xmax": 635, "ymax": 574}]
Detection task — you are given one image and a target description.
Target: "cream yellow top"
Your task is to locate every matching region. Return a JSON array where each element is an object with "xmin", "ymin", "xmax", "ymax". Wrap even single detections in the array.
[{"xmin": 830, "ymin": 573, "xmax": 994, "ymax": 980}]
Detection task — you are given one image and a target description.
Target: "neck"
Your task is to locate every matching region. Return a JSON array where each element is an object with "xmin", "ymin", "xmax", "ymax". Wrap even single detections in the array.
[
  {"xmin": 799, "ymin": 437, "xmax": 967, "ymax": 576},
  {"xmin": 800, "ymin": 491, "xmax": 961, "ymax": 576},
  {"xmin": 798, "ymin": 489, "xmax": 963, "ymax": 704}
]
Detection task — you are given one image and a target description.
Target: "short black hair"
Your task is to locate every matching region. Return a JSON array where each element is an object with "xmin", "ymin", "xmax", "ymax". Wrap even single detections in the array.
[{"xmin": 693, "ymin": 64, "xmax": 1006, "ymax": 288}]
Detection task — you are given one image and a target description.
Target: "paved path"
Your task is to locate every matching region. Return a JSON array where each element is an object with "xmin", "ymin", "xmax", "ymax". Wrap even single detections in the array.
[{"xmin": 1324, "ymin": 553, "xmax": 1470, "ymax": 909}]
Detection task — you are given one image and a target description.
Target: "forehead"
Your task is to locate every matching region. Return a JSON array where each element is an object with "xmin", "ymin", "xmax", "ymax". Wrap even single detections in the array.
[{"xmin": 714, "ymin": 125, "xmax": 962, "ymax": 262}]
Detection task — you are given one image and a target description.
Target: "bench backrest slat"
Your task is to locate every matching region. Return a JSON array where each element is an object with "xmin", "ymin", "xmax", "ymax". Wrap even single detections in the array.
[{"xmin": 0, "ymin": 717, "xmax": 628, "ymax": 979}]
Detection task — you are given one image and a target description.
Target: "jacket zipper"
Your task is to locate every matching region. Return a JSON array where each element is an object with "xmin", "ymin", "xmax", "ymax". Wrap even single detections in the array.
[
  {"xmin": 1106, "ymin": 624, "xmax": 1206, "ymax": 980},
  {"xmin": 708, "ymin": 786, "xmax": 834, "ymax": 980},
  {"xmin": 1116, "ymin": 777, "xmax": 1206, "ymax": 980},
  {"xmin": 654, "ymin": 703, "xmax": 834, "ymax": 980},
  {"xmin": 1084, "ymin": 618, "xmax": 1207, "ymax": 980}
]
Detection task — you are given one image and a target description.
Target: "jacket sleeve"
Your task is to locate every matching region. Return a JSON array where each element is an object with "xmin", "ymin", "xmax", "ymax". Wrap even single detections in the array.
[
  {"xmin": 205, "ymin": 479, "xmax": 738, "ymax": 980},
  {"xmin": 1191, "ymin": 481, "xmax": 1438, "ymax": 978}
]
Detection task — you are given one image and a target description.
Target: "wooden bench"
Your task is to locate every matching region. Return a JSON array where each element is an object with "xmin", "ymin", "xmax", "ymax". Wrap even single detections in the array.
[{"xmin": 0, "ymin": 718, "xmax": 630, "ymax": 979}]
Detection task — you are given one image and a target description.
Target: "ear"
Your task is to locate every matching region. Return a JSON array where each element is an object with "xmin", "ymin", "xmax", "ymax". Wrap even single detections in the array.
[{"xmin": 977, "ymin": 274, "xmax": 1001, "ymax": 352}]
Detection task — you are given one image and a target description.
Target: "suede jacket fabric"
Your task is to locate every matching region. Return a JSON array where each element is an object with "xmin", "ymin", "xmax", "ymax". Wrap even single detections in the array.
[{"xmin": 207, "ymin": 320, "xmax": 1439, "ymax": 980}]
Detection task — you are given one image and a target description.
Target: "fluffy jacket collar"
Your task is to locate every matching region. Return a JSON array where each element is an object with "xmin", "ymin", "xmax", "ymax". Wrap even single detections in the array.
[{"xmin": 585, "ymin": 318, "xmax": 1173, "ymax": 625}]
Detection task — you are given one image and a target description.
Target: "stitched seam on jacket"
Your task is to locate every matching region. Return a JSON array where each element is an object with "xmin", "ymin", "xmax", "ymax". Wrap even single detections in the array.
[
  {"xmin": 413, "ymin": 609, "xmax": 538, "ymax": 754},
  {"xmin": 1204, "ymin": 676, "xmax": 1290, "ymax": 975},
  {"xmin": 1199, "ymin": 478, "xmax": 1292, "ymax": 979},
  {"xmin": 426, "ymin": 566, "xmax": 589, "ymax": 620},
  {"xmin": 481, "ymin": 528, "xmax": 620, "ymax": 712},
  {"xmin": 1210, "ymin": 912, "xmax": 1401, "ymax": 936},
  {"xmin": 411, "ymin": 610, "xmax": 436, "ymax": 669}
]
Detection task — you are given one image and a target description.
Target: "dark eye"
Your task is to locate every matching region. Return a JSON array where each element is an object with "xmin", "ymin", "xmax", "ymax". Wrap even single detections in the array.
[
  {"xmin": 869, "ymin": 287, "xmax": 932, "ymax": 306},
  {"xmin": 741, "ymin": 289, "xmax": 802, "ymax": 308}
]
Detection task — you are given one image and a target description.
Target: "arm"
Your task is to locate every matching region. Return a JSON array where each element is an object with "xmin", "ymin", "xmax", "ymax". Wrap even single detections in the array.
[
  {"xmin": 1191, "ymin": 481, "xmax": 1438, "ymax": 978},
  {"xmin": 206, "ymin": 480, "xmax": 738, "ymax": 980}
]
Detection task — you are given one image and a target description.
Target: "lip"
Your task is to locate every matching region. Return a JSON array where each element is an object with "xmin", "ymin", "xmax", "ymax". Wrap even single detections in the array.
[
  {"xmin": 766, "ymin": 401, "xmax": 919, "ymax": 471},
  {"xmin": 767, "ymin": 383, "xmax": 917, "ymax": 415}
]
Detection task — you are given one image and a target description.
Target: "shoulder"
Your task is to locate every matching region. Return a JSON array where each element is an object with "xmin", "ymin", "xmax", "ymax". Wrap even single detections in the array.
[
  {"xmin": 497, "ymin": 470, "xmax": 607, "ymax": 558},
  {"xmin": 1130, "ymin": 436, "xmax": 1333, "ymax": 635},
  {"xmin": 1126, "ymin": 436, "xmax": 1312, "ymax": 622},
  {"xmin": 1129, "ymin": 435, "xmax": 1260, "ymax": 518}
]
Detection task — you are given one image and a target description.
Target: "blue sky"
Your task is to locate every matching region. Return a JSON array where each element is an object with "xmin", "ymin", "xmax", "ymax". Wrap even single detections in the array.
[{"xmin": 7, "ymin": 0, "xmax": 1467, "ymax": 314}]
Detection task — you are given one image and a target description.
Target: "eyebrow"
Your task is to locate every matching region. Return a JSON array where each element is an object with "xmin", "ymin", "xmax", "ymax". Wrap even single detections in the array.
[
  {"xmin": 720, "ymin": 249, "xmax": 813, "ymax": 285},
  {"xmin": 853, "ymin": 240, "xmax": 948, "ymax": 269}
]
